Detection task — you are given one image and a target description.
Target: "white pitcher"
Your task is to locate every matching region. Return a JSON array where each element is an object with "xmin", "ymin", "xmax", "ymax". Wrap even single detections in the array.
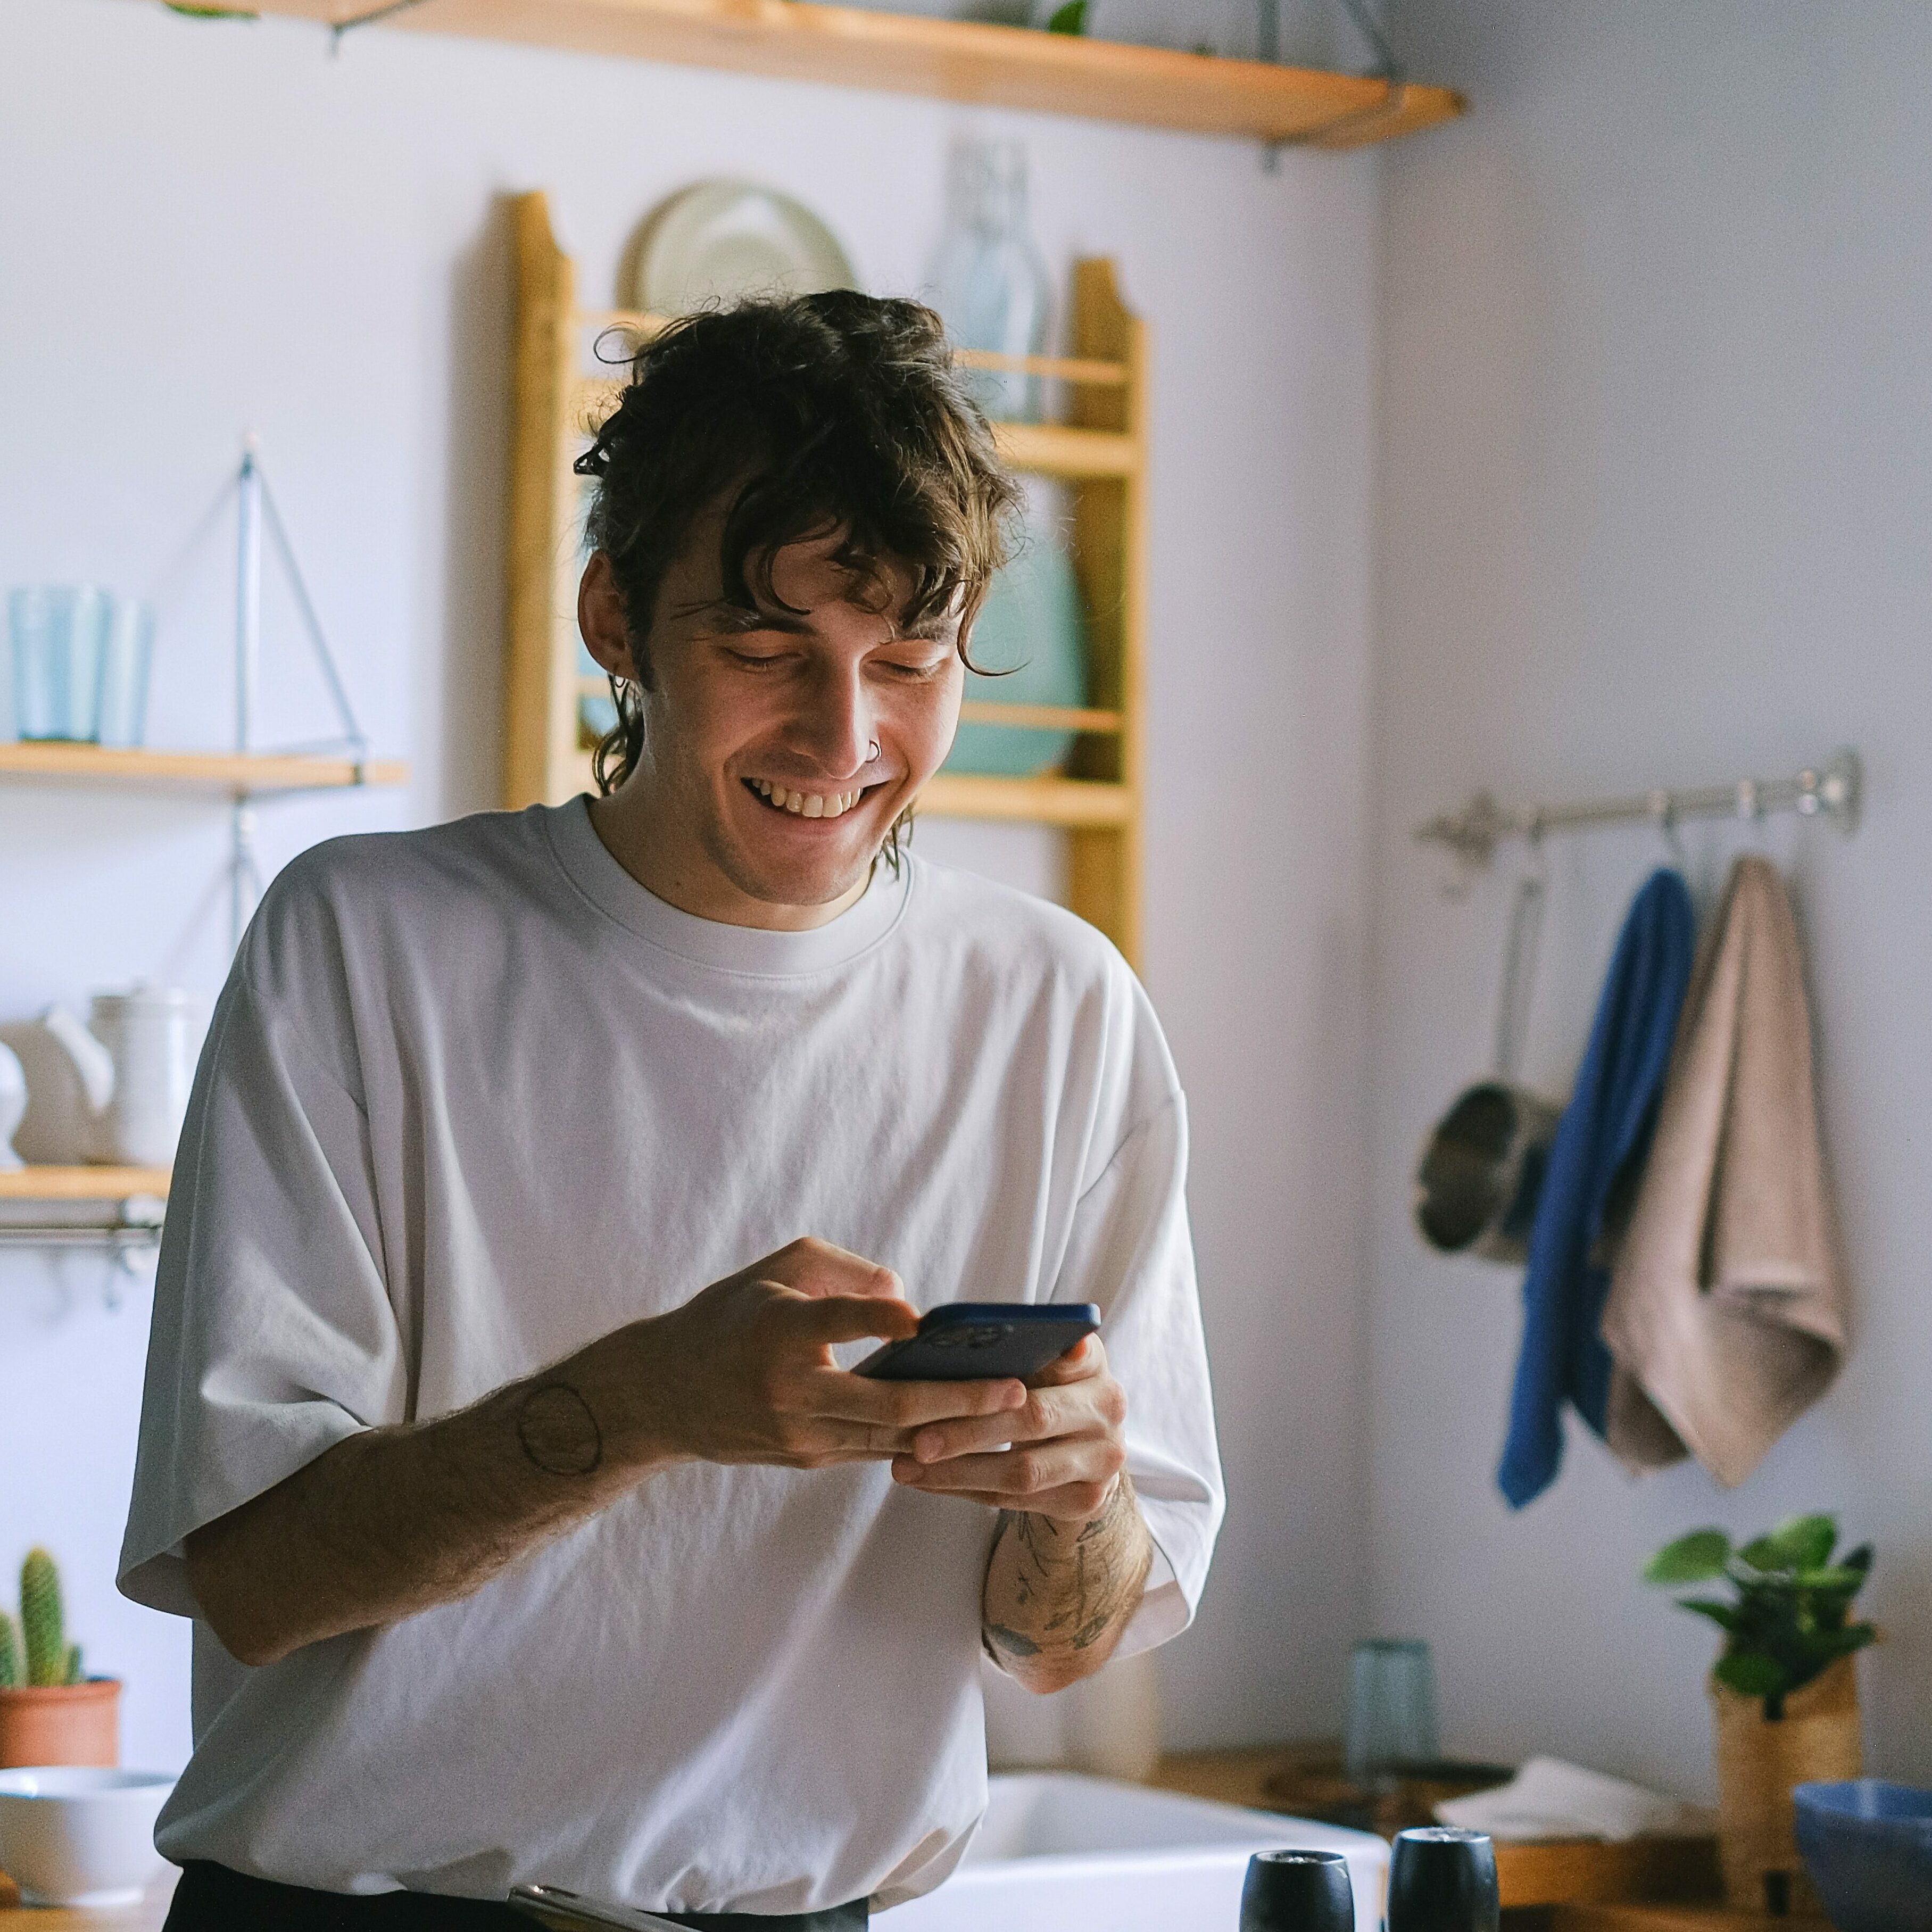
[
  {"xmin": 40, "ymin": 987, "xmax": 200, "ymax": 1168},
  {"xmin": 0, "ymin": 1043, "xmax": 25, "ymax": 1170}
]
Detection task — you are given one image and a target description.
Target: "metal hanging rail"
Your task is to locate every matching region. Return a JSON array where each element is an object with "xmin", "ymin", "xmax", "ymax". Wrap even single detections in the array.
[{"xmin": 1416, "ymin": 748, "xmax": 1862, "ymax": 870}]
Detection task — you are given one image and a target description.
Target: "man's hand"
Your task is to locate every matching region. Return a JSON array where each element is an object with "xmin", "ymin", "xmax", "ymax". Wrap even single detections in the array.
[
  {"xmin": 604, "ymin": 1237, "xmax": 1029, "ymax": 1470},
  {"xmin": 885, "ymin": 1332, "xmax": 1127, "ymax": 1518},
  {"xmin": 185, "ymin": 1237, "xmax": 1022, "ymax": 1668},
  {"xmin": 884, "ymin": 1335, "xmax": 1155, "ymax": 1693}
]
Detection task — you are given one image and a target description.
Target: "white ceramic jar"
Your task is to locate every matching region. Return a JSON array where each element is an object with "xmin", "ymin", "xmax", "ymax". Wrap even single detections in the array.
[{"xmin": 81, "ymin": 986, "xmax": 200, "ymax": 1167}]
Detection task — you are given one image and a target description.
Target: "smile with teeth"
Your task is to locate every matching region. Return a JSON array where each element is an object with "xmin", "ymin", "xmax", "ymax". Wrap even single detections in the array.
[{"xmin": 748, "ymin": 777, "xmax": 867, "ymax": 820}]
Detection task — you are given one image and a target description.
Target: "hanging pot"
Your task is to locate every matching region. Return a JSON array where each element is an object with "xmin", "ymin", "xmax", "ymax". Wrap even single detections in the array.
[
  {"xmin": 1414, "ymin": 1081, "xmax": 1561, "ymax": 1262},
  {"xmin": 1712, "ymin": 1656, "xmax": 1863, "ymax": 1917},
  {"xmin": 1415, "ymin": 872, "xmax": 1563, "ymax": 1263}
]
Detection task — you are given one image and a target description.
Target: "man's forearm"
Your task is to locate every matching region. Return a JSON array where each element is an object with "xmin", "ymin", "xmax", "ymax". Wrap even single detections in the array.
[
  {"xmin": 186, "ymin": 1340, "xmax": 674, "ymax": 1668},
  {"xmin": 981, "ymin": 1474, "xmax": 1153, "ymax": 1694}
]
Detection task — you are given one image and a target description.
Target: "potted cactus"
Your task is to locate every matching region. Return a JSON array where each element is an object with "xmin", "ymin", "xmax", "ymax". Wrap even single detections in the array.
[
  {"xmin": 0, "ymin": 1549, "xmax": 119, "ymax": 1768},
  {"xmin": 1644, "ymin": 1513, "xmax": 1872, "ymax": 1918}
]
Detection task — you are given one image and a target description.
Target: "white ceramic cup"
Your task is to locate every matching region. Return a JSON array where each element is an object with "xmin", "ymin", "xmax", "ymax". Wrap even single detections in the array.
[{"xmin": 0, "ymin": 1766, "xmax": 175, "ymax": 1907}]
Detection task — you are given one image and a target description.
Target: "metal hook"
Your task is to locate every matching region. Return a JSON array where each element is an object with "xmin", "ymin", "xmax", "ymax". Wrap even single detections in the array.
[
  {"xmin": 1494, "ymin": 863, "xmax": 1547, "ymax": 1082},
  {"xmin": 1648, "ymin": 789, "xmax": 1689, "ymax": 868}
]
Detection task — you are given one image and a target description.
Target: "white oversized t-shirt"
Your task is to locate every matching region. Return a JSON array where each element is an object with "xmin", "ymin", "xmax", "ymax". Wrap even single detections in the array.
[{"xmin": 120, "ymin": 799, "xmax": 1223, "ymax": 1910}]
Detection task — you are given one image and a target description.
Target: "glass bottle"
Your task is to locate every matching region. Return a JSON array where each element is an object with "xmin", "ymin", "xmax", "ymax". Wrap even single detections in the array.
[{"xmin": 928, "ymin": 139, "xmax": 1053, "ymax": 423}]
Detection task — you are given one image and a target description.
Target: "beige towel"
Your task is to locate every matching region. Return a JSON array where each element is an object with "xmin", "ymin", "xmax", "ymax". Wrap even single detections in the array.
[{"xmin": 1602, "ymin": 856, "xmax": 1848, "ymax": 1487}]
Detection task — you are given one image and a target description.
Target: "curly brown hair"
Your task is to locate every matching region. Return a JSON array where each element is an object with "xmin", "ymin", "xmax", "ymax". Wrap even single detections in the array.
[{"xmin": 573, "ymin": 289, "xmax": 1023, "ymax": 797}]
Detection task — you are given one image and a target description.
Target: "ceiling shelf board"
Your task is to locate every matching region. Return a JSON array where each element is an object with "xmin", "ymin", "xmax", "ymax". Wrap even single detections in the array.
[
  {"xmin": 0, "ymin": 1166, "xmax": 172, "ymax": 1201},
  {"xmin": 234, "ymin": 0, "xmax": 1463, "ymax": 146},
  {"xmin": 0, "ymin": 743, "xmax": 408, "ymax": 794}
]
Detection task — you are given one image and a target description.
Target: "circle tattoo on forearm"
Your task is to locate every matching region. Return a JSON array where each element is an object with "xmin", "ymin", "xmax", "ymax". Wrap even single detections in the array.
[{"xmin": 516, "ymin": 1382, "xmax": 604, "ymax": 1477}]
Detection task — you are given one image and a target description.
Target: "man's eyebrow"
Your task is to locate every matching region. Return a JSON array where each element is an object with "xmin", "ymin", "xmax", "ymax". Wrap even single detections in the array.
[
  {"xmin": 684, "ymin": 600, "xmax": 813, "ymax": 635},
  {"xmin": 684, "ymin": 600, "xmax": 957, "ymax": 644}
]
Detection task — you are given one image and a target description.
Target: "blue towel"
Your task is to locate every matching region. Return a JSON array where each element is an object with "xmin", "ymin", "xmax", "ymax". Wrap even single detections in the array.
[{"xmin": 1497, "ymin": 868, "xmax": 1695, "ymax": 1508}]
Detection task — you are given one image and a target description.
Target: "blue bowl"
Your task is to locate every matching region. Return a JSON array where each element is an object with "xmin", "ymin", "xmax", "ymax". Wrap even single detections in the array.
[{"xmin": 1794, "ymin": 1780, "xmax": 1932, "ymax": 1932}]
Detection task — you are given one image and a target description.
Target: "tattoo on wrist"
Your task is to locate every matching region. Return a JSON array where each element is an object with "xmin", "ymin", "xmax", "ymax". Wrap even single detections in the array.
[
  {"xmin": 515, "ymin": 1383, "xmax": 604, "ymax": 1477},
  {"xmin": 985, "ymin": 1475, "xmax": 1149, "ymax": 1663}
]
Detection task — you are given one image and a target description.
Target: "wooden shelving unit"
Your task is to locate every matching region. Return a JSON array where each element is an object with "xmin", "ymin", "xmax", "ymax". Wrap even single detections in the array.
[
  {"xmin": 504, "ymin": 190, "xmax": 1146, "ymax": 962},
  {"xmin": 0, "ymin": 1166, "xmax": 171, "ymax": 1201},
  {"xmin": 0, "ymin": 743, "xmax": 407, "ymax": 793},
  {"xmin": 234, "ymin": 0, "xmax": 1462, "ymax": 149}
]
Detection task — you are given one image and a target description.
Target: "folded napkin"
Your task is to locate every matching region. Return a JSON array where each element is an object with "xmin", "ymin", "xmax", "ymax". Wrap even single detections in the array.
[
  {"xmin": 1435, "ymin": 1756, "xmax": 1701, "ymax": 1843},
  {"xmin": 1497, "ymin": 869, "xmax": 1695, "ymax": 1508},
  {"xmin": 1602, "ymin": 856, "xmax": 1848, "ymax": 1486}
]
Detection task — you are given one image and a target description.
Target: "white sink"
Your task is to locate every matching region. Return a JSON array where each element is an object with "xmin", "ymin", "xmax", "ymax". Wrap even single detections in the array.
[{"xmin": 889, "ymin": 1772, "xmax": 1388, "ymax": 1932}]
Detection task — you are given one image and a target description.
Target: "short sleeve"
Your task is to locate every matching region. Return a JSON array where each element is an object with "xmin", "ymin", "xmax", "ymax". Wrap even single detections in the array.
[
  {"xmin": 1051, "ymin": 1092, "xmax": 1224, "ymax": 1659},
  {"xmin": 118, "ymin": 911, "xmax": 404, "ymax": 1619}
]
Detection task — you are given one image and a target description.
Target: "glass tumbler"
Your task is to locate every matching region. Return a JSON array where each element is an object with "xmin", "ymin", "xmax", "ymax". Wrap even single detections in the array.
[
  {"xmin": 9, "ymin": 584, "xmax": 110, "ymax": 742},
  {"xmin": 1345, "ymin": 1637, "xmax": 1440, "ymax": 1784},
  {"xmin": 97, "ymin": 597, "xmax": 155, "ymax": 748}
]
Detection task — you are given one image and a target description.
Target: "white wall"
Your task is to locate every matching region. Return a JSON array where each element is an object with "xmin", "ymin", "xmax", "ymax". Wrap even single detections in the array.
[
  {"xmin": 1368, "ymin": 0, "xmax": 1932, "ymax": 1795},
  {"xmin": 0, "ymin": 0, "xmax": 1380, "ymax": 1769}
]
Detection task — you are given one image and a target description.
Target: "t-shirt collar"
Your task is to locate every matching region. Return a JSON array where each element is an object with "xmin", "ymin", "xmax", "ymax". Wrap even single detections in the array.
[{"xmin": 545, "ymin": 795, "xmax": 911, "ymax": 976}]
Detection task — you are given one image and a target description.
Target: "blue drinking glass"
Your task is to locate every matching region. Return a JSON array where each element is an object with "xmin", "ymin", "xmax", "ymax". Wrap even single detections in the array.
[
  {"xmin": 97, "ymin": 598, "xmax": 154, "ymax": 748},
  {"xmin": 9, "ymin": 585, "xmax": 110, "ymax": 742},
  {"xmin": 1345, "ymin": 1638, "xmax": 1441, "ymax": 1784}
]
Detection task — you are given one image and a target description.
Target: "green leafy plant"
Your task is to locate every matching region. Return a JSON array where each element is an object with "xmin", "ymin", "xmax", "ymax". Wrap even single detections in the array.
[
  {"xmin": 1643, "ymin": 1513, "xmax": 1875, "ymax": 1721},
  {"xmin": 1, "ymin": 1550, "xmax": 84, "ymax": 1690},
  {"xmin": 1046, "ymin": 0, "xmax": 1087, "ymax": 33}
]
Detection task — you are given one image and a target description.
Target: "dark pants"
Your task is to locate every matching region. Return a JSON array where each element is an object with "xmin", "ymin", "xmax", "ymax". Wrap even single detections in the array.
[{"xmin": 164, "ymin": 1862, "xmax": 869, "ymax": 1932}]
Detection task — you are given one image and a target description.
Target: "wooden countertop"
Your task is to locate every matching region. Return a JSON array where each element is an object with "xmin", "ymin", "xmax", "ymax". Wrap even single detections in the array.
[
  {"xmin": 0, "ymin": 1881, "xmax": 1821, "ymax": 1932},
  {"xmin": 0, "ymin": 1866, "xmax": 172, "ymax": 1926},
  {"xmin": 0, "ymin": 1746, "xmax": 1781, "ymax": 1928}
]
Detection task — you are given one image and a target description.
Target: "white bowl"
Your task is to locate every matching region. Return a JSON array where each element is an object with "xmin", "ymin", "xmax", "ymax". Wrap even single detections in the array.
[{"xmin": 0, "ymin": 1767, "xmax": 175, "ymax": 1907}]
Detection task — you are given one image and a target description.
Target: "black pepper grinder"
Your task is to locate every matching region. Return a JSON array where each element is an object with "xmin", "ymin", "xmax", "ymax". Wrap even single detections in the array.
[
  {"xmin": 1384, "ymin": 1827, "xmax": 1500, "ymax": 1932},
  {"xmin": 1240, "ymin": 1848, "xmax": 1355, "ymax": 1932}
]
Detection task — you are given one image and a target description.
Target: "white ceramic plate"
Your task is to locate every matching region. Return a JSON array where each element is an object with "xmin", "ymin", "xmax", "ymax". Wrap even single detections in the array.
[{"xmin": 634, "ymin": 181, "xmax": 855, "ymax": 316}]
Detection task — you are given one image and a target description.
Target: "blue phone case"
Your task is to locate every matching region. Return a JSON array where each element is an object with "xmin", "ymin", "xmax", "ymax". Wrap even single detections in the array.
[{"xmin": 855, "ymin": 1303, "xmax": 1101, "ymax": 1381}]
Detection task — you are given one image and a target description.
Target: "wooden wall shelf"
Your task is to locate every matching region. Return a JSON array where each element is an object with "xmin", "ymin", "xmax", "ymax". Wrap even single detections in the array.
[
  {"xmin": 916, "ymin": 774, "xmax": 1132, "ymax": 826},
  {"xmin": 237, "ymin": 0, "xmax": 1463, "ymax": 148},
  {"xmin": 0, "ymin": 1166, "xmax": 171, "ymax": 1201},
  {"xmin": 0, "ymin": 743, "xmax": 407, "ymax": 794},
  {"xmin": 507, "ymin": 192, "xmax": 1149, "ymax": 963}
]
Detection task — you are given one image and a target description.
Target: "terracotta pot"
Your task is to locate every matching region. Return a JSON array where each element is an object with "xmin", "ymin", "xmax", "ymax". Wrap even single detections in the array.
[
  {"xmin": 0, "ymin": 1679, "xmax": 120, "ymax": 1768},
  {"xmin": 1711, "ymin": 1655, "xmax": 1861, "ymax": 1916}
]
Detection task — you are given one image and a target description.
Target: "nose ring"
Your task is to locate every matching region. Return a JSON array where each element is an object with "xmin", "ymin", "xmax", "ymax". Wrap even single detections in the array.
[{"xmin": 867, "ymin": 740, "xmax": 880, "ymax": 764}]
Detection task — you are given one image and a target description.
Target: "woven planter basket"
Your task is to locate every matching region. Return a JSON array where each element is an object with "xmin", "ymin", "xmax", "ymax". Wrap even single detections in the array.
[{"xmin": 1711, "ymin": 1654, "xmax": 1861, "ymax": 1915}]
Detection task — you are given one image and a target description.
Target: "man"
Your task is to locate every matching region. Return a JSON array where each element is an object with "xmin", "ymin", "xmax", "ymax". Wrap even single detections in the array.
[{"xmin": 121, "ymin": 290, "xmax": 1223, "ymax": 1930}]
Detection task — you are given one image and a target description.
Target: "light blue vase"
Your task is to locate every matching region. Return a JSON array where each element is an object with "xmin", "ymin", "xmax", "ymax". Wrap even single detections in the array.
[{"xmin": 943, "ymin": 529, "xmax": 1088, "ymax": 778}]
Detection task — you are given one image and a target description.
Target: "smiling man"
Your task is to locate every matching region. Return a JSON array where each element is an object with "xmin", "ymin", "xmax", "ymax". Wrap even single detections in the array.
[{"xmin": 120, "ymin": 293, "xmax": 1223, "ymax": 1931}]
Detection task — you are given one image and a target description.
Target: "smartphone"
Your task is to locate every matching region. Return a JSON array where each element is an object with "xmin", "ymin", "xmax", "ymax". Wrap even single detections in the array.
[{"xmin": 855, "ymin": 1302, "xmax": 1101, "ymax": 1382}]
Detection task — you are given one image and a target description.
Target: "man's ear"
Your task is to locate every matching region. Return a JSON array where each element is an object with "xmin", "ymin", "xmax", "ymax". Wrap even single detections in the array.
[{"xmin": 578, "ymin": 552, "xmax": 648, "ymax": 686}]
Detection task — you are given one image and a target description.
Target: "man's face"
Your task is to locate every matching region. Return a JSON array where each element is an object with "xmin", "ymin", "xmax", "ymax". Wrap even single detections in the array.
[{"xmin": 580, "ymin": 507, "xmax": 966, "ymax": 928}]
